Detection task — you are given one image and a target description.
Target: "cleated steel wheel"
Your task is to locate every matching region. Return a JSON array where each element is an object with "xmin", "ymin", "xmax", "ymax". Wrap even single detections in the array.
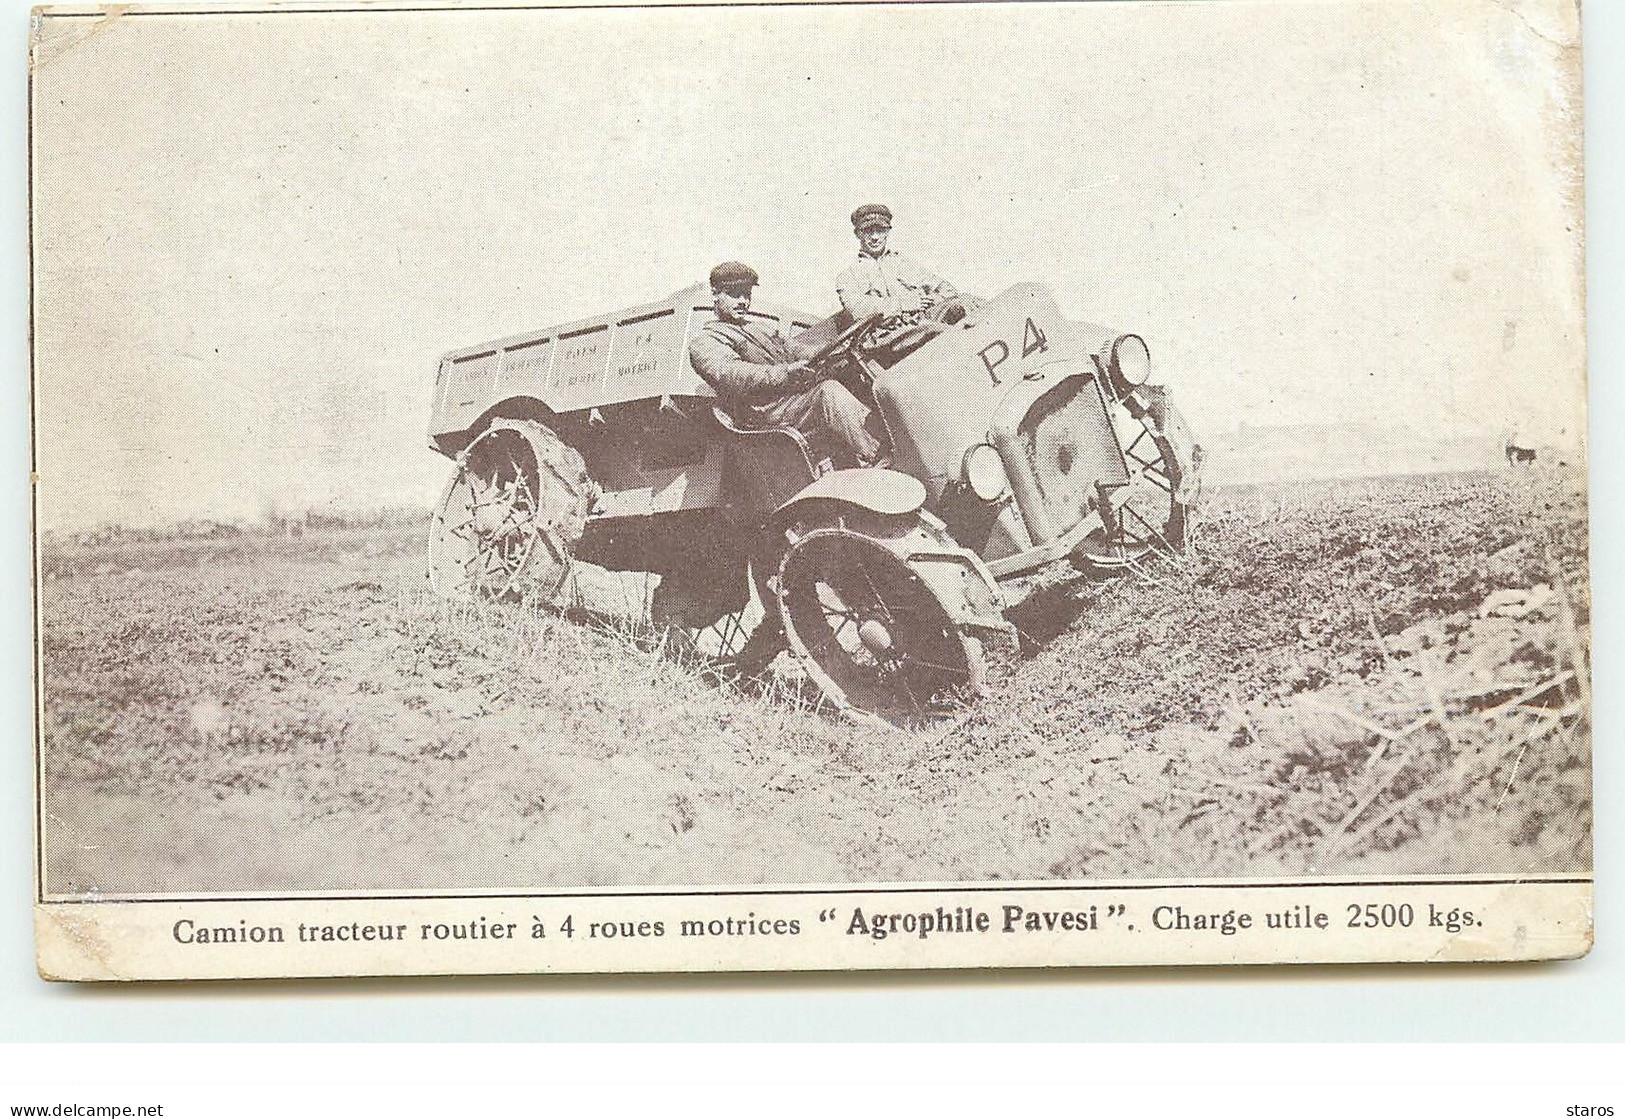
[
  {"xmin": 679, "ymin": 605, "xmax": 760, "ymax": 660},
  {"xmin": 777, "ymin": 528, "xmax": 983, "ymax": 726},
  {"xmin": 428, "ymin": 419, "xmax": 593, "ymax": 602},
  {"xmin": 661, "ymin": 586, "xmax": 776, "ymax": 668},
  {"xmin": 1073, "ymin": 385, "xmax": 1201, "ymax": 572},
  {"xmin": 650, "ymin": 559, "xmax": 781, "ymax": 671}
]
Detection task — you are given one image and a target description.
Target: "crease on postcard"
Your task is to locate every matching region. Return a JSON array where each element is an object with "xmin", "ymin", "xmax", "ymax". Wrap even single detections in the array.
[
  {"xmin": 30, "ymin": 6, "xmax": 131, "ymax": 75},
  {"xmin": 36, "ymin": 904, "xmax": 122, "ymax": 982}
]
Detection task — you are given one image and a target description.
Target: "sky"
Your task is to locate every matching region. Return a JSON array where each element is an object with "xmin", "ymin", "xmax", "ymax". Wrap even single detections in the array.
[{"xmin": 29, "ymin": 0, "xmax": 1585, "ymax": 531}]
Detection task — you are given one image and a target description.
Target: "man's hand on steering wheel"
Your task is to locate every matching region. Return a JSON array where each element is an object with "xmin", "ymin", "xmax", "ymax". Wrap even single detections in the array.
[
  {"xmin": 804, "ymin": 313, "xmax": 884, "ymax": 373},
  {"xmin": 782, "ymin": 360, "xmax": 817, "ymax": 390}
]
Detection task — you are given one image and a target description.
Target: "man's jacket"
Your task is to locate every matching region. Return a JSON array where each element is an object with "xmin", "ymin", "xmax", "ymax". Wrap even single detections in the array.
[
  {"xmin": 688, "ymin": 318, "xmax": 816, "ymax": 404},
  {"xmin": 836, "ymin": 250, "xmax": 958, "ymax": 322}
]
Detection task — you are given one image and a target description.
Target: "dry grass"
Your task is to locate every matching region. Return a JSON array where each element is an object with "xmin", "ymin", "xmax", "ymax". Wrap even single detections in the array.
[{"xmin": 38, "ymin": 466, "xmax": 1590, "ymax": 893}]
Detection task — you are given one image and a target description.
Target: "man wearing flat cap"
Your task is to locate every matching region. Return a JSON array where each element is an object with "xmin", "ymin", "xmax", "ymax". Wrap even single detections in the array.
[
  {"xmin": 688, "ymin": 261, "xmax": 885, "ymax": 467},
  {"xmin": 836, "ymin": 204, "xmax": 980, "ymax": 365}
]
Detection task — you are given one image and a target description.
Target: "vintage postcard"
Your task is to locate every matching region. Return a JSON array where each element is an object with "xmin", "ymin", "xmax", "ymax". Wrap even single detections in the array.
[{"xmin": 30, "ymin": 0, "xmax": 1589, "ymax": 980}]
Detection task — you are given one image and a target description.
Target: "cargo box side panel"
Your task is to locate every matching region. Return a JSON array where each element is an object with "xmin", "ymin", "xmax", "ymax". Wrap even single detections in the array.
[
  {"xmin": 594, "ymin": 306, "xmax": 708, "ymax": 408},
  {"xmin": 432, "ymin": 349, "xmax": 502, "ymax": 437},
  {"xmin": 547, "ymin": 323, "xmax": 613, "ymax": 411},
  {"xmin": 498, "ymin": 336, "xmax": 554, "ymax": 403},
  {"xmin": 428, "ymin": 285, "xmax": 829, "ymax": 442}
]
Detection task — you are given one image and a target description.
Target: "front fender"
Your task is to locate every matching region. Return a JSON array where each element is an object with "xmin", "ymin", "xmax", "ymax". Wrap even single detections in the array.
[
  {"xmin": 766, "ymin": 475, "xmax": 1012, "ymax": 636},
  {"xmin": 773, "ymin": 468, "xmax": 927, "ymax": 519}
]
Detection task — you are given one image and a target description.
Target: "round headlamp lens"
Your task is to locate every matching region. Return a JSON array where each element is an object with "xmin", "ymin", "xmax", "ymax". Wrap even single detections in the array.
[
  {"xmin": 963, "ymin": 443, "xmax": 1009, "ymax": 502},
  {"xmin": 1111, "ymin": 334, "xmax": 1152, "ymax": 388}
]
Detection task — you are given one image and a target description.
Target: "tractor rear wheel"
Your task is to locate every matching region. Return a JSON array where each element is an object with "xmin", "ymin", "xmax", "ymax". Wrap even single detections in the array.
[
  {"xmin": 428, "ymin": 419, "xmax": 594, "ymax": 602},
  {"xmin": 776, "ymin": 525, "xmax": 984, "ymax": 727}
]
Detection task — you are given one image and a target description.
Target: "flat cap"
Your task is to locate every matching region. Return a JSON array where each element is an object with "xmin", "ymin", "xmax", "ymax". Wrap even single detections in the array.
[
  {"xmin": 851, "ymin": 203, "xmax": 893, "ymax": 231},
  {"xmin": 708, "ymin": 261, "xmax": 760, "ymax": 291}
]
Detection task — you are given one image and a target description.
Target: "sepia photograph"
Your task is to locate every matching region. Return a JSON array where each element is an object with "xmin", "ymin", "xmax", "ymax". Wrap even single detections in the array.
[{"xmin": 30, "ymin": 0, "xmax": 1590, "ymax": 979}]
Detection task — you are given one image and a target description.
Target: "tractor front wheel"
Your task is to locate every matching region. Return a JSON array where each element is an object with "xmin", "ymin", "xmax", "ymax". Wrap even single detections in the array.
[
  {"xmin": 1072, "ymin": 385, "xmax": 1201, "ymax": 573},
  {"xmin": 776, "ymin": 525, "xmax": 984, "ymax": 727}
]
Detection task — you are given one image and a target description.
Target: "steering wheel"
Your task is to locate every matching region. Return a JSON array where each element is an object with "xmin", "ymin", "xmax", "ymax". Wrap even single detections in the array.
[{"xmin": 805, "ymin": 313, "xmax": 884, "ymax": 371}]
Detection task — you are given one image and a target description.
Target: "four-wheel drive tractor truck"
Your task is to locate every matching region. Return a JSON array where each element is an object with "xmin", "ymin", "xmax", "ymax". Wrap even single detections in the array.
[{"xmin": 427, "ymin": 279, "xmax": 1201, "ymax": 725}]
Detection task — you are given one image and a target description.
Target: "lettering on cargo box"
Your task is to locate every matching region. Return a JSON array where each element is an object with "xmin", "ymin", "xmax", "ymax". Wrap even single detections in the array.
[
  {"xmin": 553, "ymin": 324, "xmax": 611, "ymax": 390},
  {"xmin": 607, "ymin": 309, "xmax": 682, "ymax": 391},
  {"xmin": 499, "ymin": 337, "xmax": 553, "ymax": 396}
]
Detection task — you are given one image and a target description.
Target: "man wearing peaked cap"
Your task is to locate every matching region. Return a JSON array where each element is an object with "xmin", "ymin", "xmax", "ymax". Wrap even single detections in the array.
[
  {"xmin": 836, "ymin": 203, "xmax": 981, "ymax": 365},
  {"xmin": 850, "ymin": 203, "xmax": 892, "ymax": 232},
  {"xmin": 708, "ymin": 260, "xmax": 759, "ymax": 291},
  {"xmin": 689, "ymin": 261, "xmax": 885, "ymax": 467}
]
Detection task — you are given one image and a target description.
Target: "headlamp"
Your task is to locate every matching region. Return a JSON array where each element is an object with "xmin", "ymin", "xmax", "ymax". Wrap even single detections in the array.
[
  {"xmin": 1109, "ymin": 334, "xmax": 1152, "ymax": 390},
  {"xmin": 962, "ymin": 443, "xmax": 1009, "ymax": 502}
]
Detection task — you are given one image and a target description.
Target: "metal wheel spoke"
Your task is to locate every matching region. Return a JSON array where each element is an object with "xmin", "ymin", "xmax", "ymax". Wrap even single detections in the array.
[
  {"xmin": 888, "ymin": 663, "xmax": 925, "ymax": 715},
  {"xmin": 512, "ymin": 471, "xmax": 539, "ymax": 513},
  {"xmin": 1137, "ymin": 464, "xmax": 1174, "ymax": 493},
  {"xmin": 852, "ymin": 560, "xmax": 893, "ymax": 624},
  {"xmin": 819, "ymin": 602, "xmax": 864, "ymax": 627},
  {"xmin": 826, "ymin": 615, "xmax": 858, "ymax": 644},
  {"xmin": 463, "ymin": 502, "xmax": 532, "ymax": 593},
  {"xmin": 466, "ymin": 486, "xmax": 504, "ymax": 512},
  {"xmin": 1122, "ymin": 503, "xmax": 1174, "ymax": 552},
  {"xmin": 466, "ymin": 535, "xmax": 503, "ymax": 575},
  {"xmin": 503, "ymin": 503, "xmax": 536, "ymax": 535},
  {"xmin": 815, "ymin": 582, "xmax": 861, "ymax": 619},
  {"xmin": 815, "ymin": 587, "xmax": 864, "ymax": 641}
]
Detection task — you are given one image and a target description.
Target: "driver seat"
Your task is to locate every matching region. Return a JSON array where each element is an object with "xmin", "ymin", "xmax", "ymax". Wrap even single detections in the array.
[{"xmin": 711, "ymin": 405, "xmax": 831, "ymax": 516}]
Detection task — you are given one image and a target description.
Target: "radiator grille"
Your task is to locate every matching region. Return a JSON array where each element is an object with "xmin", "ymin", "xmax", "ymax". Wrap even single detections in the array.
[{"xmin": 1017, "ymin": 378, "xmax": 1128, "ymax": 534}]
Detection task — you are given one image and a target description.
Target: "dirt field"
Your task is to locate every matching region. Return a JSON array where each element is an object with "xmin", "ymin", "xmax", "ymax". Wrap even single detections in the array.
[{"xmin": 38, "ymin": 467, "xmax": 1591, "ymax": 895}]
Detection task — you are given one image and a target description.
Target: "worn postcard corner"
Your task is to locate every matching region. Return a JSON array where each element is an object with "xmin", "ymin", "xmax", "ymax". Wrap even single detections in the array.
[{"xmin": 31, "ymin": 0, "xmax": 1590, "ymax": 981}]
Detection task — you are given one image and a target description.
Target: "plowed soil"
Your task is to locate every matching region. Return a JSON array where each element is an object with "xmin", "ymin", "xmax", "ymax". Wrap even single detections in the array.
[{"xmin": 39, "ymin": 468, "xmax": 1591, "ymax": 894}]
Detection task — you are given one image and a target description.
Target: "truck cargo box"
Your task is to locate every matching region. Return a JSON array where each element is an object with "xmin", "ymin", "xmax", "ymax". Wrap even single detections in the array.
[{"xmin": 429, "ymin": 282, "xmax": 825, "ymax": 441}]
